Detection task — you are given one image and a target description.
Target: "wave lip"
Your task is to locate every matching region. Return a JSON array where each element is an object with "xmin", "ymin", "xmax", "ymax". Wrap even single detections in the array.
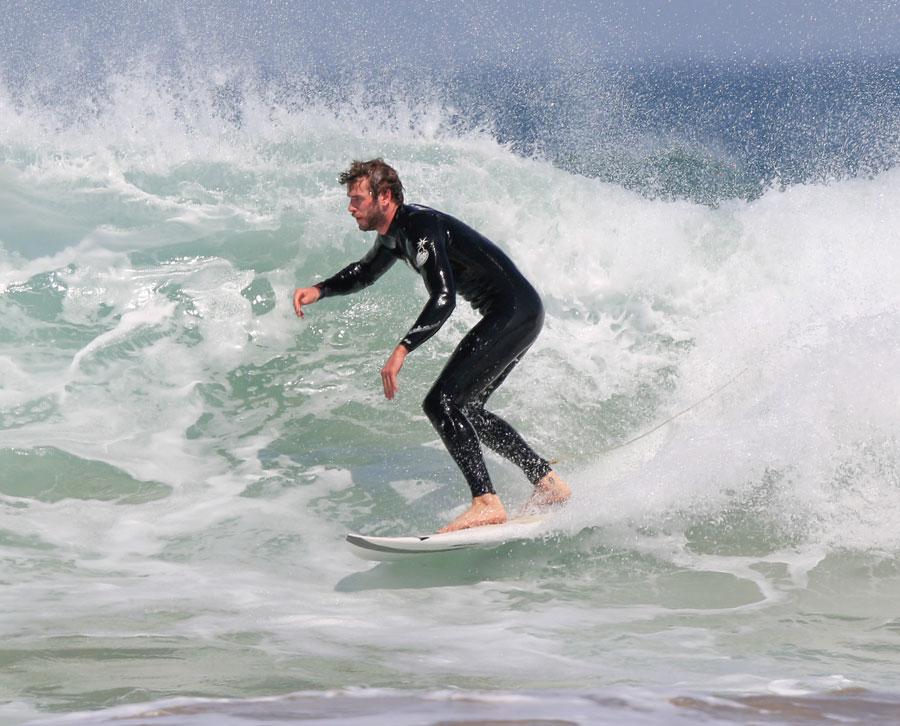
[{"xmin": 3, "ymin": 54, "xmax": 899, "ymax": 208}]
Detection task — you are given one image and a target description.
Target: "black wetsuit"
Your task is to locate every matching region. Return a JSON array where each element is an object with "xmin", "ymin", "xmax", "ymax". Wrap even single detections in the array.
[{"xmin": 315, "ymin": 204, "xmax": 551, "ymax": 497}]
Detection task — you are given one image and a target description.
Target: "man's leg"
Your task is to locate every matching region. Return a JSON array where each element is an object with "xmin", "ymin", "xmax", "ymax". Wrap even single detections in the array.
[
  {"xmin": 463, "ymin": 360, "xmax": 552, "ymax": 485},
  {"xmin": 422, "ymin": 316, "xmax": 513, "ymax": 531},
  {"xmin": 464, "ymin": 361, "xmax": 571, "ymax": 511},
  {"xmin": 422, "ymin": 300, "xmax": 567, "ymax": 531}
]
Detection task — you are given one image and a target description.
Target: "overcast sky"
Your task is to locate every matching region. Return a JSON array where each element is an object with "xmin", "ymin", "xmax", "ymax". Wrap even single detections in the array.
[
  {"xmin": 1, "ymin": 0, "xmax": 898, "ymax": 81},
  {"xmin": 327, "ymin": 0, "xmax": 900, "ymax": 62}
]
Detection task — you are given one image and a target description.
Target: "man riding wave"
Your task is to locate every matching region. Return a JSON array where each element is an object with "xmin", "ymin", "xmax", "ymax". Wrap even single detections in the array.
[{"xmin": 293, "ymin": 159, "xmax": 570, "ymax": 531}]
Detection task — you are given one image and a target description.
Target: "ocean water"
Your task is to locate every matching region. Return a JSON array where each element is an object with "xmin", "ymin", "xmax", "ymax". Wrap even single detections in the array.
[{"xmin": 3, "ymin": 6, "xmax": 900, "ymax": 725}]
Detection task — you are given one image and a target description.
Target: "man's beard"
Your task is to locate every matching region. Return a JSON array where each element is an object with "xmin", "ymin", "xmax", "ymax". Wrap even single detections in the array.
[{"xmin": 358, "ymin": 209, "xmax": 385, "ymax": 231}]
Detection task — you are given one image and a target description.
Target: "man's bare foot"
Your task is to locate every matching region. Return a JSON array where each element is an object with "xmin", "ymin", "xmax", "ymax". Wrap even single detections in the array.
[
  {"xmin": 439, "ymin": 493, "xmax": 508, "ymax": 533},
  {"xmin": 527, "ymin": 470, "xmax": 572, "ymax": 509}
]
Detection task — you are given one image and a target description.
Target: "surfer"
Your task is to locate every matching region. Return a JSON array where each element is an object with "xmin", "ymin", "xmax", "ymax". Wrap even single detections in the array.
[{"xmin": 293, "ymin": 159, "xmax": 571, "ymax": 531}]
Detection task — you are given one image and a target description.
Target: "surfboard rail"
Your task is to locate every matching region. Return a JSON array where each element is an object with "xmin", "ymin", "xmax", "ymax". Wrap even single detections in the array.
[{"xmin": 345, "ymin": 515, "xmax": 545, "ymax": 561}]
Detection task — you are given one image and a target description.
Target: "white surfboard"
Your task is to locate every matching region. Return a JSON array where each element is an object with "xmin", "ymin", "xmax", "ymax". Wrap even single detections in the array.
[{"xmin": 346, "ymin": 514, "xmax": 546, "ymax": 561}]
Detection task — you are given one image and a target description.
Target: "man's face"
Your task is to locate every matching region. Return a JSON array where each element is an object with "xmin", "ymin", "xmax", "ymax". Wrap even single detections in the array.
[{"xmin": 347, "ymin": 179, "xmax": 386, "ymax": 232}]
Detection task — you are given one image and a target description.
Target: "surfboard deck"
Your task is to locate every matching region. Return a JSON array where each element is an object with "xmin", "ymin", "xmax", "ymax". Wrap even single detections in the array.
[{"xmin": 346, "ymin": 514, "xmax": 546, "ymax": 561}]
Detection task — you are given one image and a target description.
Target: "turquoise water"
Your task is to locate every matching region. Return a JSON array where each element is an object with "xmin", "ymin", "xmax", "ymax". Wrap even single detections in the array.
[{"xmin": 3, "ymin": 10, "xmax": 900, "ymax": 724}]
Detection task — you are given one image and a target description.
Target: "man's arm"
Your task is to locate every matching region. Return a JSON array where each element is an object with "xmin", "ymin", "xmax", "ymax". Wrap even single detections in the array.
[
  {"xmin": 293, "ymin": 240, "xmax": 397, "ymax": 317},
  {"xmin": 380, "ymin": 219, "xmax": 455, "ymax": 401},
  {"xmin": 399, "ymin": 219, "xmax": 456, "ymax": 352}
]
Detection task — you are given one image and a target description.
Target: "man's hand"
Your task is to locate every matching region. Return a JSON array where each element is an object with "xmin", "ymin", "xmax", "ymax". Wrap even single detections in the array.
[
  {"xmin": 293, "ymin": 286, "xmax": 321, "ymax": 317},
  {"xmin": 381, "ymin": 344, "xmax": 409, "ymax": 400}
]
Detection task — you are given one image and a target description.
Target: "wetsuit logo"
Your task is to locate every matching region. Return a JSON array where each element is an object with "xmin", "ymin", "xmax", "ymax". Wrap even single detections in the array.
[{"xmin": 415, "ymin": 238, "xmax": 430, "ymax": 268}]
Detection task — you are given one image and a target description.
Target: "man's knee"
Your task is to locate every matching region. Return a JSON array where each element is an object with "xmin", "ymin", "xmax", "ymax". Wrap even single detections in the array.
[
  {"xmin": 422, "ymin": 384, "xmax": 452, "ymax": 426},
  {"xmin": 424, "ymin": 383, "xmax": 477, "ymax": 424}
]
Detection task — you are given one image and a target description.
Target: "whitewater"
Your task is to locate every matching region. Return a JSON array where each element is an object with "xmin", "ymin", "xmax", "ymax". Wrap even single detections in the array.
[{"xmin": 2, "ymin": 21, "xmax": 900, "ymax": 725}]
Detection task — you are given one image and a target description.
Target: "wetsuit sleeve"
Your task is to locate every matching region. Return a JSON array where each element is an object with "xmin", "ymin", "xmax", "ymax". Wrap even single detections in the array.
[
  {"xmin": 400, "ymin": 219, "xmax": 456, "ymax": 351},
  {"xmin": 315, "ymin": 240, "xmax": 397, "ymax": 298}
]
